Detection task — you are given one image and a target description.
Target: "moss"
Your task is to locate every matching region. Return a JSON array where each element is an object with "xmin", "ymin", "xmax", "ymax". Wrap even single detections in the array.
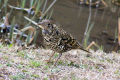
[
  {"xmin": 43, "ymin": 77, "xmax": 49, "ymax": 80},
  {"xmin": 31, "ymin": 74, "xmax": 39, "ymax": 78},
  {"xmin": 6, "ymin": 62, "xmax": 12, "ymax": 67},
  {"xmin": 10, "ymin": 73, "xmax": 25, "ymax": 80},
  {"xmin": 17, "ymin": 51, "xmax": 25, "ymax": 58},
  {"xmin": 29, "ymin": 60, "xmax": 41, "ymax": 68}
]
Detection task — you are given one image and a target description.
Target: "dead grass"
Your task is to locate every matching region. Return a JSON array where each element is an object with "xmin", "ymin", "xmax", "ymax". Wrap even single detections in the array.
[{"xmin": 0, "ymin": 43, "xmax": 120, "ymax": 80}]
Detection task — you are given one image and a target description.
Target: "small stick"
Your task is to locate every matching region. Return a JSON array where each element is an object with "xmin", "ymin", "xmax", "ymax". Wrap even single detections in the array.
[
  {"xmin": 8, "ymin": 5, "xmax": 28, "ymax": 11},
  {"xmin": 101, "ymin": 0, "xmax": 108, "ymax": 7},
  {"xmin": 4, "ymin": 13, "xmax": 10, "ymax": 26},
  {"xmin": 86, "ymin": 41, "xmax": 99, "ymax": 50}
]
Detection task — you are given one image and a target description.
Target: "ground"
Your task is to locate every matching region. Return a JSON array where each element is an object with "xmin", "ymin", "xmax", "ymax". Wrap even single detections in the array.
[{"xmin": 0, "ymin": 43, "xmax": 120, "ymax": 80}]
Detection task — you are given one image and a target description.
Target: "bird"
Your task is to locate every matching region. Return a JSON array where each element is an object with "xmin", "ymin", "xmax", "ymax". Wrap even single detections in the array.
[{"xmin": 24, "ymin": 17, "xmax": 90, "ymax": 65}]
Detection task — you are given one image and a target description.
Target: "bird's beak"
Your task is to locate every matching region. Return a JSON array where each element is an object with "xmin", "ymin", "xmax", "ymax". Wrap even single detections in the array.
[
  {"xmin": 38, "ymin": 24, "xmax": 44, "ymax": 29},
  {"xmin": 24, "ymin": 16, "xmax": 44, "ymax": 29}
]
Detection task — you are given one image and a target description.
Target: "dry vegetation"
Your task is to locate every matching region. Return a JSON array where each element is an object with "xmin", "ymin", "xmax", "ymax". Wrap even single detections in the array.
[{"xmin": 0, "ymin": 43, "xmax": 120, "ymax": 80}]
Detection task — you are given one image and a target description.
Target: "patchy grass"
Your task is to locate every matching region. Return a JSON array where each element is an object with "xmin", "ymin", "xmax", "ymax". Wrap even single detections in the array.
[
  {"xmin": 0, "ymin": 44, "xmax": 120, "ymax": 80},
  {"xmin": 29, "ymin": 60, "xmax": 41, "ymax": 68}
]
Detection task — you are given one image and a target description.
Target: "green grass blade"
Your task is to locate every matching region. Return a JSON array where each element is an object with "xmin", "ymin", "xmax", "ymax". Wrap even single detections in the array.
[
  {"xmin": 0, "ymin": 0, "xmax": 1, "ymax": 6},
  {"xmin": 114, "ymin": 27, "xmax": 118, "ymax": 42},
  {"xmin": 35, "ymin": 0, "xmax": 44, "ymax": 14},
  {"xmin": 33, "ymin": 30, "xmax": 38, "ymax": 44},
  {"xmin": 21, "ymin": 0, "xmax": 26, "ymax": 8},
  {"xmin": 84, "ymin": 23, "xmax": 94, "ymax": 48},
  {"xmin": 33, "ymin": 0, "xmax": 39, "ymax": 7},
  {"xmin": 48, "ymin": 9, "xmax": 54, "ymax": 19},
  {"xmin": 26, "ymin": 33, "xmax": 31, "ymax": 44},
  {"xmin": 30, "ymin": 0, "xmax": 34, "ymax": 7},
  {"xmin": 9, "ymin": 17, "xmax": 15, "ymax": 41},
  {"xmin": 4, "ymin": 0, "xmax": 8, "ymax": 14},
  {"xmin": 41, "ymin": 0, "xmax": 57, "ymax": 19},
  {"xmin": 42, "ymin": 0, "xmax": 48, "ymax": 13}
]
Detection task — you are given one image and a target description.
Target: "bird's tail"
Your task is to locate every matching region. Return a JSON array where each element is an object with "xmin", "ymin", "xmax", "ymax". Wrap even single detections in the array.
[{"xmin": 79, "ymin": 47, "xmax": 91, "ymax": 53}]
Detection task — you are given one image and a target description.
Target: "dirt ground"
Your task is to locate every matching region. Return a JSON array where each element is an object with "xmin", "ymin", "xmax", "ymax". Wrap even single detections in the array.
[{"xmin": 0, "ymin": 43, "xmax": 120, "ymax": 80}]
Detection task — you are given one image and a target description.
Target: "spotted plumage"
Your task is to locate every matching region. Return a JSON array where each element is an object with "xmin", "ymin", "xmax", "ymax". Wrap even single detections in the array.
[{"xmin": 38, "ymin": 20, "xmax": 89, "ymax": 65}]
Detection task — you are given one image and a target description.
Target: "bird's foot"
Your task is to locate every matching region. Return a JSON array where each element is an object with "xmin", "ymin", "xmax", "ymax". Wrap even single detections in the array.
[{"xmin": 44, "ymin": 60, "xmax": 54, "ymax": 64}]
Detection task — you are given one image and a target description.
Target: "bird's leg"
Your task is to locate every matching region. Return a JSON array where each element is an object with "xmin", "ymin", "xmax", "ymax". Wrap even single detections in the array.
[
  {"xmin": 54, "ymin": 53, "xmax": 62, "ymax": 66},
  {"xmin": 113, "ymin": 44, "xmax": 119, "ymax": 52},
  {"xmin": 86, "ymin": 41, "xmax": 99, "ymax": 50},
  {"xmin": 46, "ymin": 51, "xmax": 55, "ymax": 63}
]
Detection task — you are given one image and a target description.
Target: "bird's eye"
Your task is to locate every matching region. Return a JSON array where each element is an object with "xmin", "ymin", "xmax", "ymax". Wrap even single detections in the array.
[
  {"xmin": 48, "ymin": 23, "xmax": 52, "ymax": 27},
  {"xmin": 56, "ymin": 30, "xmax": 59, "ymax": 35},
  {"xmin": 48, "ymin": 23, "xmax": 51, "ymax": 26},
  {"xmin": 47, "ymin": 23, "xmax": 53, "ymax": 29}
]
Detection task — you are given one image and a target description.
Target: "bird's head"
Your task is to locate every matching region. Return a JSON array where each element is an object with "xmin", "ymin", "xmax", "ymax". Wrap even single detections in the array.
[{"xmin": 38, "ymin": 20, "xmax": 54, "ymax": 35}]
